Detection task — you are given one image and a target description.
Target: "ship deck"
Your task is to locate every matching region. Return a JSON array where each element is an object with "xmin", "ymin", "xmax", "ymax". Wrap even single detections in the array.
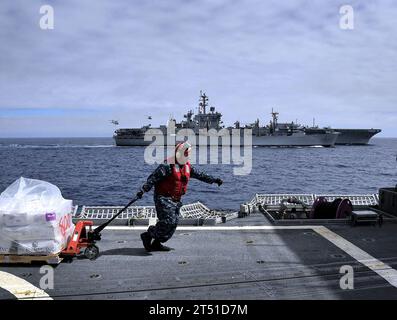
[{"xmin": 1, "ymin": 213, "xmax": 397, "ymax": 300}]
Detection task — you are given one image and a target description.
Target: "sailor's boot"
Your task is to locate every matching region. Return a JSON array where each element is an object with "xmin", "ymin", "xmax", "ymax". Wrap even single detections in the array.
[
  {"xmin": 140, "ymin": 232, "xmax": 152, "ymax": 252},
  {"xmin": 151, "ymin": 240, "xmax": 173, "ymax": 251}
]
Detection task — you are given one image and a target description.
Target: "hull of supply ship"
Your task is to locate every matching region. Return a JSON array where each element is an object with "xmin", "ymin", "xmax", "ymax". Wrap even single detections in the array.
[
  {"xmin": 114, "ymin": 92, "xmax": 339, "ymax": 147},
  {"xmin": 114, "ymin": 131, "xmax": 338, "ymax": 147},
  {"xmin": 306, "ymin": 127, "xmax": 381, "ymax": 145},
  {"xmin": 334, "ymin": 128, "xmax": 381, "ymax": 145}
]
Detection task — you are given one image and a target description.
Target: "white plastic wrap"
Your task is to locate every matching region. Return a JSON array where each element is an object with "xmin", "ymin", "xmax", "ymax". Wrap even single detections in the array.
[{"xmin": 0, "ymin": 177, "xmax": 74, "ymax": 255}]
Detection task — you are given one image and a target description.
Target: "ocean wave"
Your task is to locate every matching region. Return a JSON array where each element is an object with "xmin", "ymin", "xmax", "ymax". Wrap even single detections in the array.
[
  {"xmin": 1, "ymin": 138, "xmax": 395, "ymax": 210},
  {"xmin": 335, "ymin": 164, "xmax": 350, "ymax": 168}
]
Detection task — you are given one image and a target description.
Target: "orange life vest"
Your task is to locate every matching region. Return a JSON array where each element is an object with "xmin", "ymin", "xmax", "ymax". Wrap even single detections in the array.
[{"xmin": 155, "ymin": 162, "xmax": 191, "ymax": 201}]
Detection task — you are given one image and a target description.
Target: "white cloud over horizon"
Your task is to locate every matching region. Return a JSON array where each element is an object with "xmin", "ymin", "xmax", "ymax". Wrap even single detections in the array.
[{"xmin": 0, "ymin": 0, "xmax": 397, "ymax": 137}]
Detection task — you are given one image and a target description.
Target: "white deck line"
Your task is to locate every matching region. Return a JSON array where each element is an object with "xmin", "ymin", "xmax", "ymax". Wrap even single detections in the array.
[
  {"xmin": 313, "ymin": 226, "xmax": 397, "ymax": 288},
  {"xmin": 103, "ymin": 224, "xmax": 397, "ymax": 289},
  {"xmin": 2, "ymin": 224, "xmax": 397, "ymax": 299},
  {"xmin": 101, "ymin": 225, "xmax": 320, "ymax": 231},
  {"xmin": 0, "ymin": 271, "xmax": 52, "ymax": 300}
]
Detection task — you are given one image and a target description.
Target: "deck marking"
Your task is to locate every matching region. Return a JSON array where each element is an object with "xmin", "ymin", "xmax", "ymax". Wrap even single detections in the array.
[
  {"xmin": 0, "ymin": 271, "xmax": 52, "ymax": 300},
  {"xmin": 1, "ymin": 226, "xmax": 395, "ymax": 297},
  {"xmin": 101, "ymin": 225, "xmax": 320, "ymax": 231},
  {"xmin": 103, "ymin": 225, "xmax": 397, "ymax": 289},
  {"xmin": 313, "ymin": 226, "xmax": 397, "ymax": 288}
]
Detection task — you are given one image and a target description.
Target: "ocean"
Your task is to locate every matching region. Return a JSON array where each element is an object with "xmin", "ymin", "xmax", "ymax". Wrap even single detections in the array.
[{"xmin": 0, "ymin": 137, "xmax": 396, "ymax": 210}]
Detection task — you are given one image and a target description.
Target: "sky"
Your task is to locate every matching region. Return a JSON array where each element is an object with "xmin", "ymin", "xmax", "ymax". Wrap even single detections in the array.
[{"xmin": 0, "ymin": 0, "xmax": 396, "ymax": 137}]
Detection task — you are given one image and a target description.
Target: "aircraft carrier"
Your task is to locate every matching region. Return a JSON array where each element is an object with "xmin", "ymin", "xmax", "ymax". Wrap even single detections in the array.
[
  {"xmin": 113, "ymin": 92, "xmax": 381, "ymax": 147},
  {"xmin": 1, "ymin": 189, "xmax": 397, "ymax": 300}
]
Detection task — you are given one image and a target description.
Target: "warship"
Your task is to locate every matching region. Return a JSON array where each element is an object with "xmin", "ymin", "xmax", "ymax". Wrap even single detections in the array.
[{"xmin": 113, "ymin": 92, "xmax": 339, "ymax": 147}]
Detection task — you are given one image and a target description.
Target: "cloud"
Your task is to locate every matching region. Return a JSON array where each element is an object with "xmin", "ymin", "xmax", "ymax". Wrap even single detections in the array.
[{"xmin": 0, "ymin": 0, "xmax": 396, "ymax": 137}]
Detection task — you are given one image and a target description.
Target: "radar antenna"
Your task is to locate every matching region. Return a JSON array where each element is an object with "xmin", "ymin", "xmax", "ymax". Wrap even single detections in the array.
[
  {"xmin": 271, "ymin": 108, "xmax": 279, "ymax": 128},
  {"xmin": 198, "ymin": 90, "xmax": 209, "ymax": 114}
]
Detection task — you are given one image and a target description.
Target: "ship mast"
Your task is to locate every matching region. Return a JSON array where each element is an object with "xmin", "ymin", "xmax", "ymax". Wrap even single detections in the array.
[
  {"xmin": 271, "ymin": 108, "xmax": 279, "ymax": 128},
  {"xmin": 198, "ymin": 90, "xmax": 209, "ymax": 114}
]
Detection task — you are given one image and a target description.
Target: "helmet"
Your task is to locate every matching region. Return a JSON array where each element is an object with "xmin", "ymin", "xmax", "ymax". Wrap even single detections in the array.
[{"xmin": 175, "ymin": 141, "xmax": 192, "ymax": 165}]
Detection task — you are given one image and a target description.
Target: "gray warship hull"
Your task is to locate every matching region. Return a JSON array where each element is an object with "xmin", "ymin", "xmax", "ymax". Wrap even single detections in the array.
[
  {"xmin": 114, "ymin": 131, "xmax": 339, "ymax": 147},
  {"xmin": 334, "ymin": 129, "xmax": 381, "ymax": 145}
]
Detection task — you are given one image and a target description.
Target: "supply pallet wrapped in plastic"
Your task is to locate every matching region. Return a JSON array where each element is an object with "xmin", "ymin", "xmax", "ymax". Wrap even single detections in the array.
[{"xmin": 0, "ymin": 177, "xmax": 74, "ymax": 256}]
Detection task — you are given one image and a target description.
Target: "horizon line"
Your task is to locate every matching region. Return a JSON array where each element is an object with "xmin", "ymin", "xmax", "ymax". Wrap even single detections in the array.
[{"xmin": 0, "ymin": 136, "xmax": 396, "ymax": 139}]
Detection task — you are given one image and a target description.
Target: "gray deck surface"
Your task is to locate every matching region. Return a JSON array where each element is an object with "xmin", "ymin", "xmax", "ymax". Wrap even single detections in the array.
[{"xmin": 1, "ymin": 214, "xmax": 397, "ymax": 300}]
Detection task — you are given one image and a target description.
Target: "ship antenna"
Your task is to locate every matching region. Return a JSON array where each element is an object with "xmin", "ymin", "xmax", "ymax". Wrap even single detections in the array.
[
  {"xmin": 198, "ymin": 90, "xmax": 208, "ymax": 114},
  {"xmin": 198, "ymin": 91, "xmax": 202, "ymax": 114},
  {"xmin": 271, "ymin": 108, "xmax": 278, "ymax": 127}
]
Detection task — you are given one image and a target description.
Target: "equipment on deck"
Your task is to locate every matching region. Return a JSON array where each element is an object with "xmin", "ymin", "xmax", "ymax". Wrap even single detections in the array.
[
  {"xmin": 61, "ymin": 194, "xmax": 141, "ymax": 261},
  {"xmin": 61, "ymin": 220, "xmax": 98, "ymax": 260},
  {"xmin": 278, "ymin": 197, "xmax": 310, "ymax": 219},
  {"xmin": 310, "ymin": 197, "xmax": 353, "ymax": 219},
  {"xmin": 351, "ymin": 210, "xmax": 383, "ymax": 227},
  {"xmin": 379, "ymin": 187, "xmax": 397, "ymax": 217}
]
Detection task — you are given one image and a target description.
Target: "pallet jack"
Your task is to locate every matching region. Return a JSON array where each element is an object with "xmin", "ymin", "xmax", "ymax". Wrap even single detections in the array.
[{"xmin": 61, "ymin": 194, "xmax": 141, "ymax": 261}]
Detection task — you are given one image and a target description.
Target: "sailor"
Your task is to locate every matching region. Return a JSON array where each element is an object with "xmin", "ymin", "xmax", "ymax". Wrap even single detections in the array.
[{"xmin": 137, "ymin": 141, "xmax": 223, "ymax": 252}]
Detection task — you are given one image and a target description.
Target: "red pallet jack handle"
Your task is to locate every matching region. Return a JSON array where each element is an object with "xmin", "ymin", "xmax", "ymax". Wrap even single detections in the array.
[
  {"xmin": 61, "ymin": 194, "xmax": 141, "ymax": 261},
  {"xmin": 93, "ymin": 194, "xmax": 140, "ymax": 236}
]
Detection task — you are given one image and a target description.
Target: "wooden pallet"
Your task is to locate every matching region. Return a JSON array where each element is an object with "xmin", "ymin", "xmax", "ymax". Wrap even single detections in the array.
[{"xmin": 0, "ymin": 253, "xmax": 63, "ymax": 265}]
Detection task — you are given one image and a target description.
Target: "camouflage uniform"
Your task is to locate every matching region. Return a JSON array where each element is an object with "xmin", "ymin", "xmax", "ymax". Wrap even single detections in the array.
[{"xmin": 143, "ymin": 163, "xmax": 217, "ymax": 243}]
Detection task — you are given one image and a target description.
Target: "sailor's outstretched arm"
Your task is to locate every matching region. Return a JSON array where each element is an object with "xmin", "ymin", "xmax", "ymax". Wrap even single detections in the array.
[
  {"xmin": 190, "ymin": 166, "xmax": 223, "ymax": 186},
  {"xmin": 142, "ymin": 164, "xmax": 172, "ymax": 192}
]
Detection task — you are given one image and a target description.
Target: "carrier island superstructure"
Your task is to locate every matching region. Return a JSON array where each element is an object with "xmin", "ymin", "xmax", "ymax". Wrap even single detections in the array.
[{"xmin": 113, "ymin": 92, "xmax": 380, "ymax": 147}]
